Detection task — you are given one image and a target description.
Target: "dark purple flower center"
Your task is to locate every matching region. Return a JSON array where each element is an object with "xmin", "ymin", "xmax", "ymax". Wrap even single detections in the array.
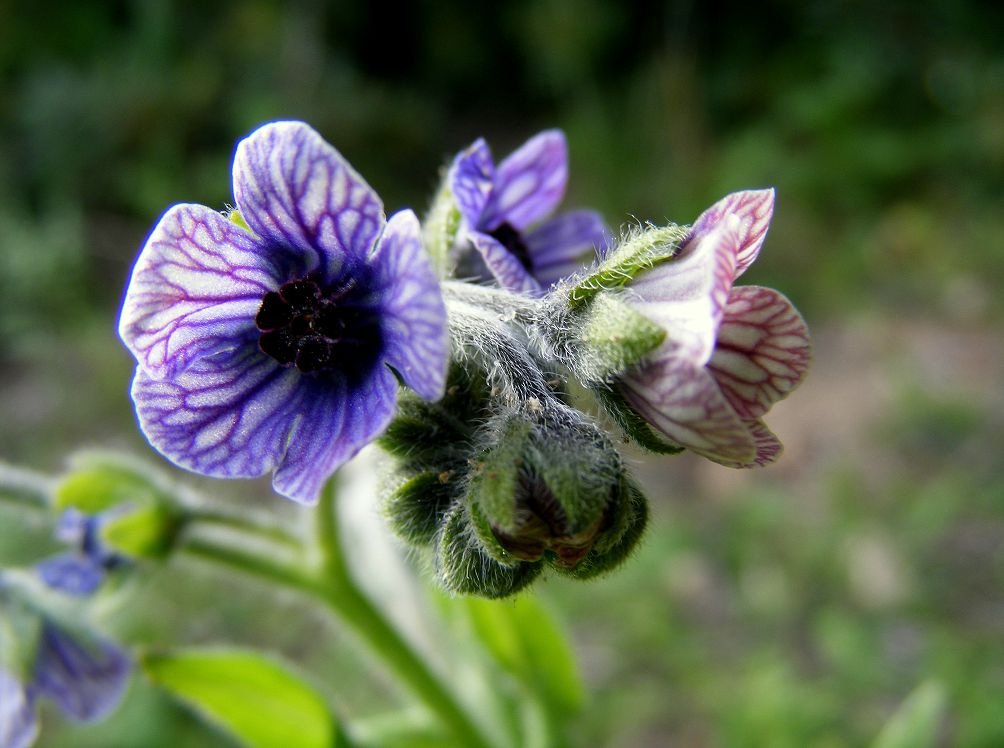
[
  {"xmin": 488, "ymin": 222, "xmax": 534, "ymax": 272},
  {"xmin": 255, "ymin": 274, "xmax": 383, "ymax": 377}
]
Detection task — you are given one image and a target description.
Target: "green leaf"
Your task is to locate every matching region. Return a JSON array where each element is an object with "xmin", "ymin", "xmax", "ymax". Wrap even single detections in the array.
[
  {"xmin": 463, "ymin": 594, "xmax": 584, "ymax": 716},
  {"xmin": 142, "ymin": 647, "xmax": 336, "ymax": 748},
  {"xmin": 872, "ymin": 680, "xmax": 948, "ymax": 748}
]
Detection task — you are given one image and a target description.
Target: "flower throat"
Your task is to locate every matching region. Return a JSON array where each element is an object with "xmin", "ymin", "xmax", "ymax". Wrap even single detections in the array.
[{"xmin": 255, "ymin": 274, "xmax": 383, "ymax": 376}]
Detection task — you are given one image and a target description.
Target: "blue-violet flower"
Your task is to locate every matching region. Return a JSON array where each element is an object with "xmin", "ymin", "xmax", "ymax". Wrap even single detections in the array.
[
  {"xmin": 35, "ymin": 510, "xmax": 122, "ymax": 597},
  {"xmin": 119, "ymin": 121, "xmax": 449, "ymax": 504},
  {"xmin": 618, "ymin": 189, "xmax": 811, "ymax": 466},
  {"xmin": 1, "ymin": 621, "xmax": 130, "ymax": 748},
  {"xmin": 450, "ymin": 130, "xmax": 609, "ymax": 294}
]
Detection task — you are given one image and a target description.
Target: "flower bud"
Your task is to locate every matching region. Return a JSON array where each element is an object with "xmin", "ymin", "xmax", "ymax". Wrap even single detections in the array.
[{"xmin": 436, "ymin": 406, "xmax": 651, "ymax": 597}]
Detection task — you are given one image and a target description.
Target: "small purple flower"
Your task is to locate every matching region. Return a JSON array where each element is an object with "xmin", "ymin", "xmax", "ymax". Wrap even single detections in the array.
[
  {"xmin": 450, "ymin": 130, "xmax": 610, "ymax": 294},
  {"xmin": 36, "ymin": 510, "xmax": 122, "ymax": 597},
  {"xmin": 0, "ymin": 667, "xmax": 37, "ymax": 748},
  {"xmin": 119, "ymin": 122, "xmax": 449, "ymax": 504},
  {"xmin": 1, "ymin": 622, "xmax": 130, "ymax": 748},
  {"xmin": 617, "ymin": 190, "xmax": 811, "ymax": 466}
]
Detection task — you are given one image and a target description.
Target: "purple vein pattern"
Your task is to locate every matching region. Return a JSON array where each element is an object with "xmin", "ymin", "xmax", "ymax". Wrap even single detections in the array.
[
  {"xmin": 119, "ymin": 121, "xmax": 448, "ymax": 504},
  {"xmin": 449, "ymin": 130, "xmax": 610, "ymax": 294},
  {"xmin": 618, "ymin": 189, "xmax": 811, "ymax": 467}
]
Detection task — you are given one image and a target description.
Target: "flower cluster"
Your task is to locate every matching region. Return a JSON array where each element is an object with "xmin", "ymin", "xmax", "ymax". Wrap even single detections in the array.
[{"xmin": 119, "ymin": 121, "xmax": 809, "ymax": 597}]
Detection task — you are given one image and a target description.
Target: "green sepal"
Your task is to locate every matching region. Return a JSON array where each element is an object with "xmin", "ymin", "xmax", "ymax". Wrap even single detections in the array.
[
  {"xmin": 142, "ymin": 647, "xmax": 337, "ymax": 748},
  {"xmin": 573, "ymin": 291, "xmax": 666, "ymax": 384},
  {"xmin": 592, "ymin": 385, "xmax": 685, "ymax": 455},
  {"xmin": 552, "ymin": 480, "xmax": 649, "ymax": 579},
  {"xmin": 99, "ymin": 503, "xmax": 180, "ymax": 560},
  {"xmin": 421, "ymin": 171, "xmax": 461, "ymax": 279},
  {"xmin": 465, "ymin": 416, "xmax": 532, "ymax": 532},
  {"xmin": 54, "ymin": 465, "xmax": 158, "ymax": 514},
  {"xmin": 436, "ymin": 503, "xmax": 541, "ymax": 599},
  {"xmin": 227, "ymin": 208, "xmax": 252, "ymax": 233},
  {"xmin": 568, "ymin": 223, "xmax": 689, "ymax": 309},
  {"xmin": 384, "ymin": 471, "xmax": 458, "ymax": 548},
  {"xmin": 378, "ymin": 364, "xmax": 490, "ymax": 470}
]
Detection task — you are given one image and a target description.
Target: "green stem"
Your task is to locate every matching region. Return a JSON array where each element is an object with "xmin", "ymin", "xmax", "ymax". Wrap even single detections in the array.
[
  {"xmin": 0, "ymin": 463, "xmax": 52, "ymax": 512},
  {"xmin": 310, "ymin": 480, "xmax": 495, "ymax": 748},
  {"xmin": 181, "ymin": 480, "xmax": 496, "ymax": 748},
  {"xmin": 186, "ymin": 507, "xmax": 301, "ymax": 550}
]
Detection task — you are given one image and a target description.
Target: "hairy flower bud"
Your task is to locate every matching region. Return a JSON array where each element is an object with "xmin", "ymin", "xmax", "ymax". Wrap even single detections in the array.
[{"xmin": 380, "ymin": 366, "xmax": 650, "ymax": 598}]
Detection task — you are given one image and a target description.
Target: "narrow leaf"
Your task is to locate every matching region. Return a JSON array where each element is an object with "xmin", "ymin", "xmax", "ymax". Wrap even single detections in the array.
[
  {"xmin": 464, "ymin": 595, "xmax": 584, "ymax": 716},
  {"xmin": 872, "ymin": 680, "xmax": 948, "ymax": 748}
]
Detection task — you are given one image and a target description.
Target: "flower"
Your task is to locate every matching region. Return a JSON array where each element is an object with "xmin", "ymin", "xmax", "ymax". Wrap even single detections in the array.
[
  {"xmin": 615, "ymin": 189, "xmax": 811, "ymax": 466},
  {"xmin": 35, "ymin": 509, "xmax": 123, "ymax": 597},
  {"xmin": 1, "ymin": 621, "xmax": 130, "ymax": 748},
  {"xmin": 119, "ymin": 121, "xmax": 449, "ymax": 504},
  {"xmin": 450, "ymin": 130, "xmax": 609, "ymax": 294}
]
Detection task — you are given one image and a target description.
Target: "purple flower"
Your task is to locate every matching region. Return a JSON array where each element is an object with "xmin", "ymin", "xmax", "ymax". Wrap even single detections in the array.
[
  {"xmin": 119, "ymin": 122, "xmax": 449, "ymax": 504},
  {"xmin": 450, "ymin": 130, "xmax": 610, "ymax": 294},
  {"xmin": 1, "ymin": 621, "xmax": 130, "ymax": 748},
  {"xmin": 617, "ymin": 190, "xmax": 811, "ymax": 467},
  {"xmin": 36, "ymin": 510, "xmax": 122, "ymax": 597}
]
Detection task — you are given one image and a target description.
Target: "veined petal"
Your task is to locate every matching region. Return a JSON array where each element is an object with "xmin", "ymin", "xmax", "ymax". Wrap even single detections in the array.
[
  {"xmin": 0, "ymin": 668, "xmax": 38, "ymax": 748},
  {"xmin": 119, "ymin": 204, "xmax": 279, "ymax": 380},
  {"xmin": 233, "ymin": 121, "xmax": 384, "ymax": 282},
  {"xmin": 470, "ymin": 232, "xmax": 542, "ymax": 295},
  {"xmin": 525, "ymin": 209, "xmax": 611, "ymax": 286},
  {"xmin": 450, "ymin": 138, "xmax": 495, "ymax": 228},
  {"xmin": 131, "ymin": 345, "xmax": 309, "ymax": 486},
  {"xmin": 480, "ymin": 130, "xmax": 567, "ymax": 232},
  {"xmin": 36, "ymin": 554, "xmax": 105, "ymax": 597},
  {"xmin": 32, "ymin": 621, "xmax": 130, "ymax": 723},
  {"xmin": 691, "ymin": 188, "xmax": 774, "ymax": 278},
  {"xmin": 371, "ymin": 210, "xmax": 448, "ymax": 401},
  {"xmin": 619, "ymin": 355, "xmax": 757, "ymax": 465},
  {"xmin": 709, "ymin": 286, "xmax": 811, "ymax": 419},
  {"xmin": 272, "ymin": 366, "xmax": 398, "ymax": 503},
  {"xmin": 629, "ymin": 217, "xmax": 739, "ymax": 363}
]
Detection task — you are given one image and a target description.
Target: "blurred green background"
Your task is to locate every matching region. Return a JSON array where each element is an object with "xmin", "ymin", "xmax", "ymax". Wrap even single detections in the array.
[{"xmin": 1, "ymin": 0, "xmax": 1002, "ymax": 745}]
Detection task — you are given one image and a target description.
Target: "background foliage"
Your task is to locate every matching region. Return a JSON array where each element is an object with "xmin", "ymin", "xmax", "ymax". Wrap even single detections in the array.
[{"xmin": 1, "ymin": 0, "xmax": 1002, "ymax": 745}]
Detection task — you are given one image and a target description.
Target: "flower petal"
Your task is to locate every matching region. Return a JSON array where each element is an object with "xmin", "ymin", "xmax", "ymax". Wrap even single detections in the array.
[
  {"xmin": 524, "ymin": 209, "xmax": 611, "ymax": 286},
  {"xmin": 449, "ymin": 138, "xmax": 495, "ymax": 228},
  {"xmin": 119, "ymin": 204, "xmax": 280, "ymax": 380},
  {"xmin": 131, "ymin": 345, "xmax": 309, "ymax": 485},
  {"xmin": 619, "ymin": 355, "xmax": 757, "ymax": 464},
  {"xmin": 629, "ymin": 217, "xmax": 739, "ymax": 363},
  {"xmin": 370, "ymin": 210, "xmax": 449, "ymax": 401},
  {"xmin": 272, "ymin": 366, "xmax": 398, "ymax": 503},
  {"xmin": 480, "ymin": 130, "xmax": 567, "ymax": 231},
  {"xmin": 691, "ymin": 188, "xmax": 774, "ymax": 278},
  {"xmin": 233, "ymin": 121, "xmax": 384, "ymax": 282},
  {"xmin": 0, "ymin": 668, "xmax": 38, "ymax": 748},
  {"xmin": 470, "ymin": 232, "xmax": 542, "ymax": 295},
  {"xmin": 709, "ymin": 286, "xmax": 811, "ymax": 419},
  {"xmin": 36, "ymin": 554, "xmax": 105, "ymax": 597},
  {"xmin": 32, "ymin": 621, "xmax": 130, "ymax": 723}
]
